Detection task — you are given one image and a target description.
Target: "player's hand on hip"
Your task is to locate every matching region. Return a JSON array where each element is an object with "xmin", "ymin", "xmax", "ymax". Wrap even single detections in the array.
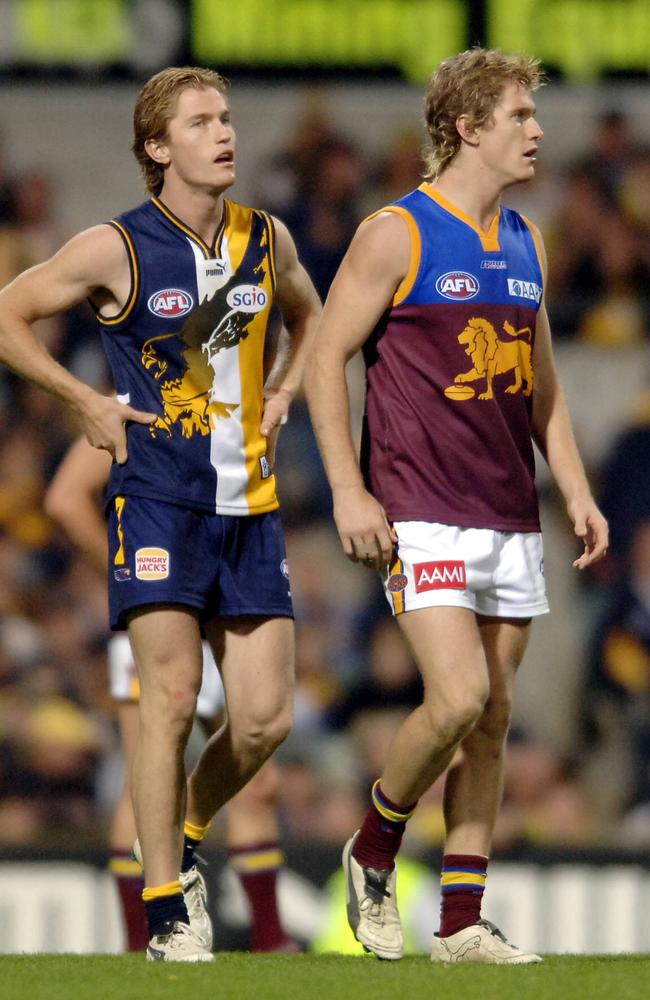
[
  {"xmin": 78, "ymin": 393, "xmax": 157, "ymax": 464},
  {"xmin": 260, "ymin": 387, "xmax": 291, "ymax": 470},
  {"xmin": 569, "ymin": 498, "xmax": 609, "ymax": 569},
  {"xmin": 333, "ymin": 485, "xmax": 397, "ymax": 569}
]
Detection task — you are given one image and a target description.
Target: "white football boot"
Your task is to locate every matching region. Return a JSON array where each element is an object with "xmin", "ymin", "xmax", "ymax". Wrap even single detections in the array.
[
  {"xmin": 430, "ymin": 919, "xmax": 542, "ymax": 964},
  {"xmin": 342, "ymin": 831, "xmax": 403, "ymax": 960},
  {"xmin": 146, "ymin": 920, "xmax": 214, "ymax": 962}
]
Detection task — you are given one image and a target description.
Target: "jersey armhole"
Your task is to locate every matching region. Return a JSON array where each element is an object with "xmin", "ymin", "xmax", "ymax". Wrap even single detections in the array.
[
  {"xmin": 94, "ymin": 221, "xmax": 139, "ymax": 327},
  {"xmin": 520, "ymin": 213, "xmax": 547, "ymax": 286},
  {"xmin": 362, "ymin": 206, "xmax": 422, "ymax": 307},
  {"xmin": 260, "ymin": 211, "xmax": 277, "ymax": 293}
]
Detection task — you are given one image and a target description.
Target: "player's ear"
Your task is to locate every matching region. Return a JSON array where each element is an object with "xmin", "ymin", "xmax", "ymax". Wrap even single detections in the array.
[
  {"xmin": 144, "ymin": 137, "xmax": 171, "ymax": 166},
  {"xmin": 457, "ymin": 114, "xmax": 480, "ymax": 146}
]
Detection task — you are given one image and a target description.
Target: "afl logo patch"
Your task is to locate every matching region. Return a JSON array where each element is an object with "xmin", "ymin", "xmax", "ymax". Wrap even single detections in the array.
[
  {"xmin": 148, "ymin": 288, "xmax": 193, "ymax": 318},
  {"xmin": 226, "ymin": 284, "xmax": 268, "ymax": 312},
  {"xmin": 436, "ymin": 271, "xmax": 479, "ymax": 300},
  {"xmin": 387, "ymin": 573, "xmax": 408, "ymax": 593},
  {"xmin": 280, "ymin": 558, "xmax": 290, "ymax": 579},
  {"xmin": 135, "ymin": 547, "xmax": 170, "ymax": 580}
]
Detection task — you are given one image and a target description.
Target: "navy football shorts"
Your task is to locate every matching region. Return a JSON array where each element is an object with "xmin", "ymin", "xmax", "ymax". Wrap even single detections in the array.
[{"xmin": 107, "ymin": 495, "xmax": 293, "ymax": 631}]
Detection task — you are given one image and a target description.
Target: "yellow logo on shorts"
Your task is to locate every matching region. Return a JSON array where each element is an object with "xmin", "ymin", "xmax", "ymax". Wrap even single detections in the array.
[{"xmin": 135, "ymin": 547, "xmax": 170, "ymax": 580}]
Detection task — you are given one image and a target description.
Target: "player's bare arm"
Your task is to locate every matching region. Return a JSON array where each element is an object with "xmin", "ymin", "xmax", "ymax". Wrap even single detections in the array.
[
  {"xmin": 260, "ymin": 217, "xmax": 322, "ymax": 467},
  {"xmin": 0, "ymin": 226, "xmax": 156, "ymax": 462},
  {"xmin": 530, "ymin": 230, "xmax": 608, "ymax": 567},
  {"xmin": 304, "ymin": 211, "xmax": 410, "ymax": 568},
  {"xmin": 45, "ymin": 437, "xmax": 112, "ymax": 574}
]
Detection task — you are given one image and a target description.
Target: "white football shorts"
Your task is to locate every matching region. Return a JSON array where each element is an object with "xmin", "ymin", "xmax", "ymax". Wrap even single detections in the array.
[
  {"xmin": 107, "ymin": 633, "xmax": 226, "ymax": 717},
  {"xmin": 384, "ymin": 521, "xmax": 549, "ymax": 618}
]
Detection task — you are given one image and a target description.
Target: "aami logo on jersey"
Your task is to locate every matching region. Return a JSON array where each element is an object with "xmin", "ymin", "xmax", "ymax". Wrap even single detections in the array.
[
  {"xmin": 414, "ymin": 560, "xmax": 466, "ymax": 592},
  {"xmin": 226, "ymin": 284, "xmax": 268, "ymax": 313},
  {"xmin": 135, "ymin": 547, "xmax": 170, "ymax": 581},
  {"xmin": 148, "ymin": 288, "xmax": 193, "ymax": 318},
  {"xmin": 507, "ymin": 278, "xmax": 542, "ymax": 303},
  {"xmin": 436, "ymin": 271, "xmax": 479, "ymax": 300}
]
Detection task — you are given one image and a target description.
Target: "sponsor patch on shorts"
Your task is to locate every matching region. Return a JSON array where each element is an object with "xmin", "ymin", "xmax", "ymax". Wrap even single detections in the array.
[
  {"xmin": 135, "ymin": 547, "xmax": 170, "ymax": 580},
  {"xmin": 387, "ymin": 573, "xmax": 408, "ymax": 593},
  {"xmin": 414, "ymin": 560, "xmax": 466, "ymax": 591}
]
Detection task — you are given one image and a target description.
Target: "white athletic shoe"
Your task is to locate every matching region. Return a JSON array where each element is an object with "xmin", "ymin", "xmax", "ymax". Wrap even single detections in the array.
[
  {"xmin": 342, "ymin": 831, "xmax": 403, "ymax": 960},
  {"xmin": 132, "ymin": 839, "xmax": 214, "ymax": 949},
  {"xmin": 430, "ymin": 919, "xmax": 542, "ymax": 964},
  {"xmin": 146, "ymin": 920, "xmax": 214, "ymax": 962},
  {"xmin": 179, "ymin": 865, "xmax": 213, "ymax": 949}
]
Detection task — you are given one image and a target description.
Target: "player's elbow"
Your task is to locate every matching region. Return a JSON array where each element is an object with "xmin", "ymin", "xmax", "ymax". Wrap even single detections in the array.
[{"xmin": 43, "ymin": 482, "xmax": 74, "ymax": 528}]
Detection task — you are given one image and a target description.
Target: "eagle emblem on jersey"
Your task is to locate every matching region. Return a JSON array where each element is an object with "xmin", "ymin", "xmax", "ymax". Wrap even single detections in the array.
[
  {"xmin": 142, "ymin": 232, "xmax": 269, "ymax": 439},
  {"xmin": 445, "ymin": 317, "xmax": 533, "ymax": 401}
]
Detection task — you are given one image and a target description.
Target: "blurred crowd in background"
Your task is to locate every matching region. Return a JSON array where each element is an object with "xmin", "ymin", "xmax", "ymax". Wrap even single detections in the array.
[{"xmin": 0, "ymin": 93, "xmax": 649, "ymax": 861}]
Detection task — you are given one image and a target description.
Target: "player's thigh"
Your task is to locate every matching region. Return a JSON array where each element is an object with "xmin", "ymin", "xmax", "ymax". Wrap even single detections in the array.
[
  {"xmin": 205, "ymin": 614, "xmax": 294, "ymax": 728},
  {"xmin": 127, "ymin": 605, "xmax": 204, "ymax": 704},
  {"xmin": 397, "ymin": 605, "xmax": 489, "ymax": 705},
  {"xmin": 477, "ymin": 614, "xmax": 532, "ymax": 705}
]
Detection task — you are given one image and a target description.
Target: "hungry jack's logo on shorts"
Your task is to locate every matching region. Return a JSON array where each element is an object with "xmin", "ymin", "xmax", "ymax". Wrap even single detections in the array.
[
  {"xmin": 414, "ymin": 560, "xmax": 466, "ymax": 591},
  {"xmin": 135, "ymin": 547, "xmax": 170, "ymax": 580}
]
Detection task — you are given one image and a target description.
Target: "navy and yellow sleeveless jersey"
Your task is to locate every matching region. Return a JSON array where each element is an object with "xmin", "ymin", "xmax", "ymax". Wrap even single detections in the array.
[
  {"xmin": 361, "ymin": 183, "xmax": 544, "ymax": 532},
  {"xmin": 96, "ymin": 196, "xmax": 279, "ymax": 515}
]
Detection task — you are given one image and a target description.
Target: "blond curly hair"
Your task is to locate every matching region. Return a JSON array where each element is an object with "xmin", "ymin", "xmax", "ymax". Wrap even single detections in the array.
[
  {"xmin": 423, "ymin": 48, "xmax": 543, "ymax": 181},
  {"xmin": 132, "ymin": 67, "xmax": 229, "ymax": 195}
]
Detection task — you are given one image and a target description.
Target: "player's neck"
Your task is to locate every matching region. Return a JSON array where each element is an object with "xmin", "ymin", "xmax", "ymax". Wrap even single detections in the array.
[
  {"xmin": 432, "ymin": 163, "xmax": 503, "ymax": 234},
  {"xmin": 156, "ymin": 182, "xmax": 227, "ymax": 245}
]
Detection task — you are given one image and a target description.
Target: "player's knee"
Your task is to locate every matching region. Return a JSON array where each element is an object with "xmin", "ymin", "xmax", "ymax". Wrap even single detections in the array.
[
  {"xmin": 237, "ymin": 701, "xmax": 292, "ymax": 760},
  {"xmin": 140, "ymin": 679, "xmax": 200, "ymax": 735},
  {"xmin": 426, "ymin": 683, "xmax": 489, "ymax": 747},
  {"xmin": 474, "ymin": 691, "xmax": 514, "ymax": 744}
]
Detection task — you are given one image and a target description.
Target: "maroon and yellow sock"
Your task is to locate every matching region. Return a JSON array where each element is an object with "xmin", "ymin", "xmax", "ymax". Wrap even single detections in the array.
[
  {"xmin": 109, "ymin": 850, "xmax": 149, "ymax": 951},
  {"xmin": 352, "ymin": 779, "xmax": 418, "ymax": 871},
  {"xmin": 439, "ymin": 853, "xmax": 488, "ymax": 937},
  {"xmin": 142, "ymin": 880, "xmax": 188, "ymax": 938},
  {"xmin": 229, "ymin": 842, "xmax": 294, "ymax": 952}
]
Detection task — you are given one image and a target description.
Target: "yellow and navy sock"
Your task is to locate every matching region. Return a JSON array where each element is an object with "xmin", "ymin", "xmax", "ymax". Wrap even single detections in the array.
[
  {"xmin": 229, "ymin": 842, "xmax": 294, "ymax": 952},
  {"xmin": 142, "ymin": 880, "xmax": 188, "ymax": 938},
  {"xmin": 181, "ymin": 820, "xmax": 210, "ymax": 874},
  {"xmin": 109, "ymin": 850, "xmax": 148, "ymax": 951},
  {"xmin": 439, "ymin": 853, "xmax": 488, "ymax": 937},
  {"xmin": 352, "ymin": 779, "xmax": 417, "ymax": 871}
]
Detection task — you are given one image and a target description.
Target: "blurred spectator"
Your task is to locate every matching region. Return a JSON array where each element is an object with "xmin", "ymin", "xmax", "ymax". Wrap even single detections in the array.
[
  {"xmin": 284, "ymin": 136, "xmax": 366, "ymax": 300},
  {"xmin": 493, "ymin": 737, "xmax": 596, "ymax": 850},
  {"xmin": 328, "ymin": 618, "xmax": 422, "ymax": 732},
  {"xmin": 575, "ymin": 108, "xmax": 641, "ymax": 203},
  {"xmin": 598, "ymin": 389, "xmax": 650, "ymax": 572},
  {"xmin": 254, "ymin": 97, "xmax": 338, "ymax": 218},
  {"xmin": 581, "ymin": 519, "xmax": 650, "ymax": 830}
]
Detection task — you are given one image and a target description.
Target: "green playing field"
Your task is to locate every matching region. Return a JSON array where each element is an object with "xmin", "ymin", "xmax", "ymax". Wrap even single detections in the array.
[{"xmin": 2, "ymin": 953, "xmax": 649, "ymax": 1000}]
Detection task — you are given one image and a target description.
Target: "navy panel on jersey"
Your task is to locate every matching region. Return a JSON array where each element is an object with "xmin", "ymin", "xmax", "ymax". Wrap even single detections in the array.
[{"xmin": 107, "ymin": 496, "xmax": 293, "ymax": 630}]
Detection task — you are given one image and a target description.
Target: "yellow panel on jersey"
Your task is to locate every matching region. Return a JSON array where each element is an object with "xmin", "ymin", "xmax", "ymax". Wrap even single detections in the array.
[
  {"xmin": 114, "ymin": 496, "xmax": 126, "ymax": 566},
  {"xmin": 222, "ymin": 201, "xmax": 278, "ymax": 513}
]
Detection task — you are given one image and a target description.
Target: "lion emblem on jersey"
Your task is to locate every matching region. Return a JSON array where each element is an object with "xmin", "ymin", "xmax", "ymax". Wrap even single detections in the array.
[
  {"xmin": 450, "ymin": 317, "xmax": 534, "ymax": 401},
  {"xmin": 142, "ymin": 231, "xmax": 269, "ymax": 439}
]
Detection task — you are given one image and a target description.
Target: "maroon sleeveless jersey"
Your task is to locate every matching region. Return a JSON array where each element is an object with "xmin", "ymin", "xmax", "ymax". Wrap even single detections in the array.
[{"xmin": 360, "ymin": 184, "xmax": 544, "ymax": 531}]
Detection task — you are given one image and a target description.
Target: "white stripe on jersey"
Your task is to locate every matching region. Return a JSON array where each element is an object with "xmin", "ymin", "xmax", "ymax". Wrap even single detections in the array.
[{"xmin": 188, "ymin": 237, "xmax": 250, "ymax": 513}]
